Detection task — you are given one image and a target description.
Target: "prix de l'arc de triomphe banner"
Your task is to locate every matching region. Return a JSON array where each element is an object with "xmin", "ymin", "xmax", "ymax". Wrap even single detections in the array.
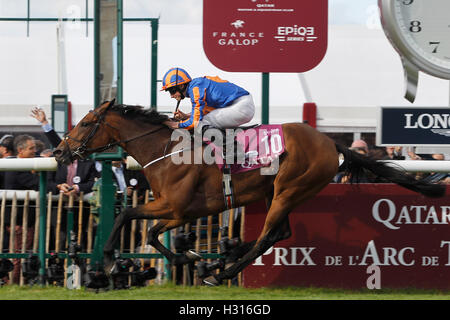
[{"xmin": 243, "ymin": 184, "xmax": 450, "ymax": 289}]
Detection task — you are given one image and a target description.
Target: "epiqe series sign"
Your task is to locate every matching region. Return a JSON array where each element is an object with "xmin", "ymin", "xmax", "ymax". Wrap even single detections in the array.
[
  {"xmin": 203, "ymin": 0, "xmax": 328, "ymax": 72},
  {"xmin": 243, "ymin": 184, "xmax": 450, "ymax": 289},
  {"xmin": 377, "ymin": 107, "xmax": 450, "ymax": 146}
]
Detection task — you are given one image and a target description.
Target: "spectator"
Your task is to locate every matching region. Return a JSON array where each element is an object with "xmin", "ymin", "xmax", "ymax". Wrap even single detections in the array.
[
  {"xmin": 405, "ymin": 146, "xmax": 422, "ymax": 160},
  {"xmin": 368, "ymin": 146, "xmax": 388, "ymax": 160},
  {"xmin": 421, "ymin": 153, "xmax": 450, "ymax": 184},
  {"xmin": 30, "ymin": 107, "xmax": 61, "ymax": 147},
  {"xmin": 31, "ymin": 106, "xmax": 100, "ymax": 251},
  {"xmin": 112, "ymin": 157, "xmax": 150, "ymax": 201},
  {"xmin": 350, "ymin": 139, "xmax": 369, "ymax": 154},
  {"xmin": 30, "ymin": 106, "xmax": 99, "ymax": 197},
  {"xmin": 99, "ymin": 157, "xmax": 150, "ymax": 252},
  {"xmin": 383, "ymin": 146, "xmax": 405, "ymax": 160},
  {"xmin": 4, "ymin": 134, "xmax": 39, "ymax": 284},
  {"xmin": 334, "ymin": 139, "xmax": 370, "ymax": 183},
  {"xmin": 432, "ymin": 153, "xmax": 445, "ymax": 161},
  {"xmin": 0, "ymin": 134, "xmax": 14, "ymax": 158},
  {"xmin": 338, "ymin": 145, "xmax": 371, "ymax": 183},
  {"xmin": 4, "ymin": 135, "xmax": 39, "ymax": 190},
  {"xmin": 0, "ymin": 134, "xmax": 15, "ymax": 189},
  {"xmin": 34, "ymin": 139, "xmax": 47, "ymax": 156}
]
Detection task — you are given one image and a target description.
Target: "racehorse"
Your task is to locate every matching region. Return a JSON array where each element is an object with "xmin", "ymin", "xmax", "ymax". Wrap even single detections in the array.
[{"xmin": 53, "ymin": 100, "xmax": 445, "ymax": 286}]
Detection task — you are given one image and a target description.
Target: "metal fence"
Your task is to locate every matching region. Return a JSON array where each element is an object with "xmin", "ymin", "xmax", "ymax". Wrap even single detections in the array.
[{"xmin": 0, "ymin": 188, "xmax": 245, "ymax": 288}]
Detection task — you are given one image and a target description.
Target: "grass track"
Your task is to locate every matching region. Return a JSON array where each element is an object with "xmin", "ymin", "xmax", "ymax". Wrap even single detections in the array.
[{"xmin": 1, "ymin": 284, "xmax": 450, "ymax": 300}]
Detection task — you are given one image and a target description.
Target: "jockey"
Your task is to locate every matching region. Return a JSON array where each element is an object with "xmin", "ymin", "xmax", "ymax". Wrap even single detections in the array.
[{"xmin": 161, "ymin": 67, "xmax": 255, "ymax": 131}]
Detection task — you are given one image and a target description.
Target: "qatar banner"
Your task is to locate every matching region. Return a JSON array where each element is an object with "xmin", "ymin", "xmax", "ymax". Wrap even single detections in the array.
[
  {"xmin": 203, "ymin": 0, "xmax": 328, "ymax": 72},
  {"xmin": 242, "ymin": 184, "xmax": 450, "ymax": 289}
]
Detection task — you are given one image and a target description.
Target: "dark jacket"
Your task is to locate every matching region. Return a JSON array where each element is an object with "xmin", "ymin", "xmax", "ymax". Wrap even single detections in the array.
[
  {"xmin": 112, "ymin": 166, "xmax": 150, "ymax": 198},
  {"xmin": 44, "ymin": 128, "xmax": 62, "ymax": 148},
  {"xmin": 43, "ymin": 128, "xmax": 99, "ymax": 194},
  {"xmin": 47, "ymin": 160, "xmax": 99, "ymax": 194},
  {"xmin": 4, "ymin": 167, "xmax": 40, "ymax": 191},
  {"xmin": 3, "ymin": 159, "xmax": 40, "ymax": 226}
]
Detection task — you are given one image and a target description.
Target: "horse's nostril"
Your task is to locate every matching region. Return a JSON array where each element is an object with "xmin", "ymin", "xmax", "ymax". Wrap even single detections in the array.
[{"xmin": 52, "ymin": 148, "xmax": 62, "ymax": 157}]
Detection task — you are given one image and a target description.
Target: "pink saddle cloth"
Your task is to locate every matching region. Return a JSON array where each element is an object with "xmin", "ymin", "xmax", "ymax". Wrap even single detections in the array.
[{"xmin": 209, "ymin": 125, "xmax": 285, "ymax": 174}]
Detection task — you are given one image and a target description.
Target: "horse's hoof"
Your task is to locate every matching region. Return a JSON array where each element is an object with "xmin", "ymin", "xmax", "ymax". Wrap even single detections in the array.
[
  {"xmin": 186, "ymin": 250, "xmax": 202, "ymax": 262},
  {"xmin": 103, "ymin": 252, "xmax": 114, "ymax": 276},
  {"xmin": 173, "ymin": 250, "xmax": 202, "ymax": 265},
  {"xmin": 225, "ymin": 262, "xmax": 234, "ymax": 270},
  {"xmin": 203, "ymin": 275, "xmax": 221, "ymax": 286}
]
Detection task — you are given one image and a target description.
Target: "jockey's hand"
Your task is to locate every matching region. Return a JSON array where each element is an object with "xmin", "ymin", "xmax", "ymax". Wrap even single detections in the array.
[
  {"xmin": 163, "ymin": 120, "xmax": 179, "ymax": 130},
  {"xmin": 174, "ymin": 110, "xmax": 189, "ymax": 121}
]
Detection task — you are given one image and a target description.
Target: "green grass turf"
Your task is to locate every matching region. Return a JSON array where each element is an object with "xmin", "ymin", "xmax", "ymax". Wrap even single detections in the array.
[{"xmin": 1, "ymin": 283, "xmax": 450, "ymax": 300}]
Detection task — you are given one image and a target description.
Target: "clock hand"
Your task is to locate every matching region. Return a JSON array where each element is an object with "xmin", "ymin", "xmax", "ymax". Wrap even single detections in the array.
[{"xmin": 402, "ymin": 58, "xmax": 419, "ymax": 103}]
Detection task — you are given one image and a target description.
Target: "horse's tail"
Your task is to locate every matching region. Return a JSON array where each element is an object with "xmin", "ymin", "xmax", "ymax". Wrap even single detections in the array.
[{"xmin": 335, "ymin": 144, "xmax": 446, "ymax": 198}]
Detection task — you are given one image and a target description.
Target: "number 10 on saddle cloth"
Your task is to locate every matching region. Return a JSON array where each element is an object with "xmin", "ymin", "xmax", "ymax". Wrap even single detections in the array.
[{"xmin": 210, "ymin": 124, "xmax": 285, "ymax": 175}]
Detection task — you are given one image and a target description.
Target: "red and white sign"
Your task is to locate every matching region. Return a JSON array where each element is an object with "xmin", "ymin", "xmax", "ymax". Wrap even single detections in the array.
[
  {"xmin": 243, "ymin": 184, "xmax": 450, "ymax": 289},
  {"xmin": 203, "ymin": 0, "xmax": 328, "ymax": 72}
]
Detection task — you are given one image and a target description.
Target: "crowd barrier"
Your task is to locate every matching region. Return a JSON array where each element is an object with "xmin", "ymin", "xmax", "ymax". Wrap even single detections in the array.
[{"xmin": 0, "ymin": 188, "xmax": 244, "ymax": 287}]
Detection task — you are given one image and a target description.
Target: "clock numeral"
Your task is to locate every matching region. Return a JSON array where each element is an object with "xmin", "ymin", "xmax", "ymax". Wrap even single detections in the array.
[
  {"xmin": 409, "ymin": 21, "xmax": 422, "ymax": 33},
  {"xmin": 402, "ymin": 0, "xmax": 414, "ymax": 5},
  {"xmin": 429, "ymin": 42, "xmax": 440, "ymax": 53}
]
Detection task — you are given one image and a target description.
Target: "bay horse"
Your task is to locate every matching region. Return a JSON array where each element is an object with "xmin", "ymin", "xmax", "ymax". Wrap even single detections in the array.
[{"xmin": 53, "ymin": 100, "xmax": 445, "ymax": 286}]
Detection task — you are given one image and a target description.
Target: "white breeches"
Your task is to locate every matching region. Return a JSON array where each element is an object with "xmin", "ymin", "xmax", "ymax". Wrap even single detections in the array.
[{"xmin": 201, "ymin": 94, "xmax": 255, "ymax": 129}]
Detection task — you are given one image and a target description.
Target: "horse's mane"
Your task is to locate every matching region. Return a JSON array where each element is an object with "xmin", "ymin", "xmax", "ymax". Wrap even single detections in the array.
[{"xmin": 110, "ymin": 104, "xmax": 169, "ymax": 124}]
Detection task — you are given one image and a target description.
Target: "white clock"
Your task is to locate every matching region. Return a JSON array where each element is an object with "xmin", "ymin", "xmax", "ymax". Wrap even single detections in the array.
[{"xmin": 378, "ymin": 0, "xmax": 450, "ymax": 102}]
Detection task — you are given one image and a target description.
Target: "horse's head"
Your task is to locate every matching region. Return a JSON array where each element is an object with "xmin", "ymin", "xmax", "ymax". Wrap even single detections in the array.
[{"xmin": 53, "ymin": 99, "xmax": 116, "ymax": 165}]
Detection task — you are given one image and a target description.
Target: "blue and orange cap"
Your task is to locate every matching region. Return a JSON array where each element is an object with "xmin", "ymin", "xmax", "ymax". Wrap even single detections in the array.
[{"xmin": 161, "ymin": 67, "xmax": 192, "ymax": 91}]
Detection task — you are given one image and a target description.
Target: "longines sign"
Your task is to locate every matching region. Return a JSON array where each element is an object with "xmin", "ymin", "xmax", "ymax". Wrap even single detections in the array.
[{"xmin": 377, "ymin": 107, "xmax": 450, "ymax": 146}]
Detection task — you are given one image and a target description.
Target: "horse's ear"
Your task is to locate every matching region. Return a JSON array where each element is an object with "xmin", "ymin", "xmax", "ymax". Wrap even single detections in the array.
[{"xmin": 106, "ymin": 98, "xmax": 116, "ymax": 110}]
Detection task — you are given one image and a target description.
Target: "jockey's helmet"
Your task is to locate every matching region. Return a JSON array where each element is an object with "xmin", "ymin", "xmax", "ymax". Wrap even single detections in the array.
[{"xmin": 161, "ymin": 67, "xmax": 192, "ymax": 91}]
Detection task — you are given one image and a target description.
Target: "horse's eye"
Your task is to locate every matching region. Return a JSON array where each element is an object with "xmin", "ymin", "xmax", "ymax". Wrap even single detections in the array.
[{"xmin": 81, "ymin": 122, "xmax": 90, "ymax": 127}]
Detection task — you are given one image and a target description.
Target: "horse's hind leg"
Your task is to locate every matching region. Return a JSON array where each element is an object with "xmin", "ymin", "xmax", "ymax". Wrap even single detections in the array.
[
  {"xmin": 223, "ymin": 215, "xmax": 290, "ymax": 267},
  {"xmin": 204, "ymin": 199, "xmax": 293, "ymax": 286},
  {"xmin": 224, "ymin": 190, "xmax": 277, "ymax": 266}
]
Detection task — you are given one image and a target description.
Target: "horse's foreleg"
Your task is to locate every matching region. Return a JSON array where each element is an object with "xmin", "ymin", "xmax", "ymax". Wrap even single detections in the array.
[
  {"xmin": 103, "ymin": 198, "xmax": 176, "ymax": 273},
  {"xmin": 103, "ymin": 206, "xmax": 138, "ymax": 270}
]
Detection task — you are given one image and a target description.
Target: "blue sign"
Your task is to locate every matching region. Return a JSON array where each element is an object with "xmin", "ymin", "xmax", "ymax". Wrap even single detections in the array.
[{"xmin": 377, "ymin": 107, "xmax": 450, "ymax": 146}]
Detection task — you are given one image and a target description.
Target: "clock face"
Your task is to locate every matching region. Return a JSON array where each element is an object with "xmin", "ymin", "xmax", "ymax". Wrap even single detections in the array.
[{"xmin": 393, "ymin": 0, "xmax": 450, "ymax": 73}]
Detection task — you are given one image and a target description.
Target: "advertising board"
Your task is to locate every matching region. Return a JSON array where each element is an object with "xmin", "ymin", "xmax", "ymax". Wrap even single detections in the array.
[
  {"xmin": 243, "ymin": 184, "xmax": 450, "ymax": 289},
  {"xmin": 203, "ymin": 0, "xmax": 328, "ymax": 72},
  {"xmin": 378, "ymin": 107, "xmax": 450, "ymax": 146}
]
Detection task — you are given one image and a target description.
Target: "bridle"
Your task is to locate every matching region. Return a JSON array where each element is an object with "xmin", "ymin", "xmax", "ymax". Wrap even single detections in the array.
[{"xmin": 64, "ymin": 104, "xmax": 166, "ymax": 161}]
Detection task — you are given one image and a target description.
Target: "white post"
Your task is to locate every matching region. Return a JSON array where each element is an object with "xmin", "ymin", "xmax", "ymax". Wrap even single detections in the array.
[
  {"xmin": 298, "ymin": 73, "xmax": 313, "ymax": 103},
  {"xmin": 56, "ymin": 17, "xmax": 68, "ymax": 95}
]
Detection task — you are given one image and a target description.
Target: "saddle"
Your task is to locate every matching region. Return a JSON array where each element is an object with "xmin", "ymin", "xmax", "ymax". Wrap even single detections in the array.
[
  {"xmin": 200, "ymin": 124, "xmax": 259, "ymax": 164},
  {"xmin": 199, "ymin": 124, "xmax": 286, "ymax": 174},
  {"xmin": 197, "ymin": 124, "xmax": 285, "ymax": 209}
]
